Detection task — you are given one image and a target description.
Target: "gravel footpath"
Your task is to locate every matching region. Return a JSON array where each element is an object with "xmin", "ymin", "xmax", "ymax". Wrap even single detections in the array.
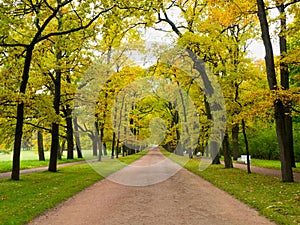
[{"xmin": 28, "ymin": 148, "xmax": 275, "ymax": 225}]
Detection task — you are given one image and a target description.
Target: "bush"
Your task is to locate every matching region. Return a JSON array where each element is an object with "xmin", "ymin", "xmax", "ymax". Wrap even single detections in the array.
[
  {"xmin": 239, "ymin": 126, "xmax": 280, "ymax": 160},
  {"xmin": 239, "ymin": 124, "xmax": 300, "ymax": 162}
]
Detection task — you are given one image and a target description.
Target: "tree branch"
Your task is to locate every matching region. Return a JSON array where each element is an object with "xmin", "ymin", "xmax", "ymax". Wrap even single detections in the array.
[{"xmin": 36, "ymin": 5, "xmax": 116, "ymax": 43}]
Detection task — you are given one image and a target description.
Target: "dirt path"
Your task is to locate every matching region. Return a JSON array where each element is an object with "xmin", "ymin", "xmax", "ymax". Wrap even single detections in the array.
[
  {"xmin": 230, "ymin": 162, "xmax": 300, "ymax": 182},
  {"xmin": 29, "ymin": 148, "xmax": 275, "ymax": 225}
]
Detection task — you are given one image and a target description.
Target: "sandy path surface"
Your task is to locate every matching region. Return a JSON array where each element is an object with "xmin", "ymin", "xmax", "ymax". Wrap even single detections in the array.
[{"xmin": 29, "ymin": 148, "xmax": 275, "ymax": 225}]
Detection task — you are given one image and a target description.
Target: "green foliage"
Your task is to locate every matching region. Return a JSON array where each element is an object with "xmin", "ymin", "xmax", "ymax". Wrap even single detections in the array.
[
  {"xmin": 239, "ymin": 125, "xmax": 280, "ymax": 160},
  {"xmin": 238, "ymin": 124, "xmax": 300, "ymax": 162}
]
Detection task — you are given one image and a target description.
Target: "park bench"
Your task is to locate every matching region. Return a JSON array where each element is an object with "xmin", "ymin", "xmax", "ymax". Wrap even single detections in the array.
[{"xmin": 237, "ymin": 155, "xmax": 251, "ymax": 164}]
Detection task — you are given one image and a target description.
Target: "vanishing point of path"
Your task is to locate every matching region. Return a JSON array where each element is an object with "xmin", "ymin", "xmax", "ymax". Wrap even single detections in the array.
[{"xmin": 29, "ymin": 148, "xmax": 275, "ymax": 225}]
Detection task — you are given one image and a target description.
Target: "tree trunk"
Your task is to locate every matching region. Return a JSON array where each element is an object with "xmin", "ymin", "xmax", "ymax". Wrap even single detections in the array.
[
  {"xmin": 58, "ymin": 140, "xmax": 65, "ymax": 160},
  {"xmin": 111, "ymin": 132, "xmax": 116, "ymax": 159},
  {"xmin": 100, "ymin": 127, "xmax": 107, "ymax": 155},
  {"xmin": 37, "ymin": 131, "xmax": 45, "ymax": 161},
  {"xmin": 65, "ymin": 106, "xmax": 74, "ymax": 159},
  {"xmin": 49, "ymin": 56, "xmax": 62, "ymax": 172},
  {"xmin": 48, "ymin": 66, "xmax": 61, "ymax": 171},
  {"xmin": 277, "ymin": 4, "xmax": 296, "ymax": 168},
  {"xmin": 223, "ymin": 131, "xmax": 233, "ymax": 168},
  {"xmin": 73, "ymin": 117, "xmax": 83, "ymax": 158},
  {"xmin": 242, "ymin": 119, "xmax": 251, "ymax": 174},
  {"xmin": 257, "ymin": 0, "xmax": 293, "ymax": 182},
  {"xmin": 11, "ymin": 47, "xmax": 34, "ymax": 180},
  {"xmin": 92, "ymin": 135, "xmax": 97, "ymax": 157},
  {"xmin": 232, "ymin": 123, "xmax": 239, "ymax": 160},
  {"xmin": 95, "ymin": 122, "xmax": 102, "ymax": 161},
  {"xmin": 116, "ymin": 140, "xmax": 119, "ymax": 159}
]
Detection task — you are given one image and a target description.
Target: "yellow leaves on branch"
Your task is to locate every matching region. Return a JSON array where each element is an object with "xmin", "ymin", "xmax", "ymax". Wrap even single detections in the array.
[
  {"xmin": 239, "ymin": 87, "xmax": 300, "ymax": 122},
  {"xmin": 206, "ymin": 0, "xmax": 257, "ymax": 28}
]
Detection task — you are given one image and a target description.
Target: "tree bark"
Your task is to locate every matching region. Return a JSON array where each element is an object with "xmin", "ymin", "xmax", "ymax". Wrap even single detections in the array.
[
  {"xmin": 277, "ymin": 3, "xmax": 296, "ymax": 168},
  {"xmin": 232, "ymin": 123, "xmax": 239, "ymax": 160},
  {"xmin": 223, "ymin": 131, "xmax": 233, "ymax": 168},
  {"xmin": 37, "ymin": 131, "xmax": 45, "ymax": 161},
  {"xmin": 58, "ymin": 140, "xmax": 65, "ymax": 160},
  {"xmin": 242, "ymin": 119, "xmax": 251, "ymax": 174},
  {"xmin": 73, "ymin": 117, "xmax": 83, "ymax": 158},
  {"xmin": 11, "ymin": 46, "xmax": 34, "ymax": 180},
  {"xmin": 65, "ymin": 106, "xmax": 74, "ymax": 159},
  {"xmin": 48, "ymin": 68, "xmax": 61, "ymax": 171},
  {"xmin": 92, "ymin": 135, "xmax": 98, "ymax": 157},
  {"xmin": 100, "ymin": 126, "xmax": 107, "ymax": 155},
  {"xmin": 257, "ymin": 0, "xmax": 293, "ymax": 182},
  {"xmin": 111, "ymin": 132, "xmax": 116, "ymax": 159}
]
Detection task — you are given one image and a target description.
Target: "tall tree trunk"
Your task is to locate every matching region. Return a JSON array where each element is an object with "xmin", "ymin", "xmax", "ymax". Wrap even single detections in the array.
[
  {"xmin": 242, "ymin": 119, "xmax": 251, "ymax": 174},
  {"xmin": 277, "ymin": 3, "xmax": 296, "ymax": 168},
  {"xmin": 49, "ymin": 67, "xmax": 61, "ymax": 171},
  {"xmin": 65, "ymin": 106, "xmax": 74, "ymax": 159},
  {"xmin": 204, "ymin": 96, "xmax": 220, "ymax": 164},
  {"xmin": 11, "ymin": 47, "xmax": 34, "ymax": 180},
  {"xmin": 257, "ymin": 0, "xmax": 293, "ymax": 182},
  {"xmin": 37, "ymin": 131, "xmax": 45, "ymax": 161},
  {"xmin": 95, "ymin": 122, "xmax": 102, "ymax": 161},
  {"xmin": 223, "ymin": 131, "xmax": 233, "ymax": 168},
  {"xmin": 73, "ymin": 117, "xmax": 83, "ymax": 158},
  {"xmin": 232, "ymin": 123, "xmax": 239, "ymax": 160},
  {"xmin": 100, "ymin": 126, "xmax": 107, "ymax": 155},
  {"xmin": 58, "ymin": 140, "xmax": 65, "ymax": 160},
  {"xmin": 92, "ymin": 135, "xmax": 97, "ymax": 157},
  {"xmin": 116, "ymin": 140, "xmax": 119, "ymax": 159},
  {"xmin": 111, "ymin": 132, "xmax": 116, "ymax": 159}
]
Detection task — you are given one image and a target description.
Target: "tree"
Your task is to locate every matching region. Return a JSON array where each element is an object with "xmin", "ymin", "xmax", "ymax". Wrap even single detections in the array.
[
  {"xmin": 0, "ymin": 1, "xmax": 115, "ymax": 179},
  {"xmin": 256, "ymin": 0, "xmax": 294, "ymax": 182}
]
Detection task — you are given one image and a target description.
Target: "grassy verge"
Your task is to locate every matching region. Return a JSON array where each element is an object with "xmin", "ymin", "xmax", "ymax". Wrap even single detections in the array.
[
  {"xmin": 0, "ymin": 150, "xmax": 148, "ymax": 225},
  {"xmin": 161, "ymin": 149, "xmax": 300, "ymax": 225}
]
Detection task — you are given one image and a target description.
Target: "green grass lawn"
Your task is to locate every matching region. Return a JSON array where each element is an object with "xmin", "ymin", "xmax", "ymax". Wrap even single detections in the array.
[
  {"xmin": 161, "ymin": 149, "xmax": 300, "ymax": 225},
  {"xmin": 0, "ymin": 150, "xmax": 148, "ymax": 225},
  {"xmin": 0, "ymin": 149, "xmax": 110, "ymax": 173}
]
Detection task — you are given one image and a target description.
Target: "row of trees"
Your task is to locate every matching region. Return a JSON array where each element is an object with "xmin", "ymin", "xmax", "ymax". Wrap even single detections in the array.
[{"xmin": 0, "ymin": 0, "xmax": 299, "ymax": 182}]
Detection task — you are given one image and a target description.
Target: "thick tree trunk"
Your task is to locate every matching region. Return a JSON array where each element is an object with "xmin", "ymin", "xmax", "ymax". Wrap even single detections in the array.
[
  {"xmin": 49, "ymin": 60, "xmax": 62, "ymax": 172},
  {"xmin": 232, "ymin": 123, "xmax": 239, "ymax": 160},
  {"xmin": 275, "ymin": 101, "xmax": 294, "ymax": 181},
  {"xmin": 257, "ymin": 0, "xmax": 293, "ymax": 182},
  {"xmin": 223, "ymin": 131, "xmax": 233, "ymax": 168},
  {"xmin": 37, "ymin": 131, "xmax": 45, "ymax": 161},
  {"xmin": 11, "ymin": 47, "xmax": 34, "ymax": 180},
  {"xmin": 277, "ymin": 4, "xmax": 296, "ymax": 168}
]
